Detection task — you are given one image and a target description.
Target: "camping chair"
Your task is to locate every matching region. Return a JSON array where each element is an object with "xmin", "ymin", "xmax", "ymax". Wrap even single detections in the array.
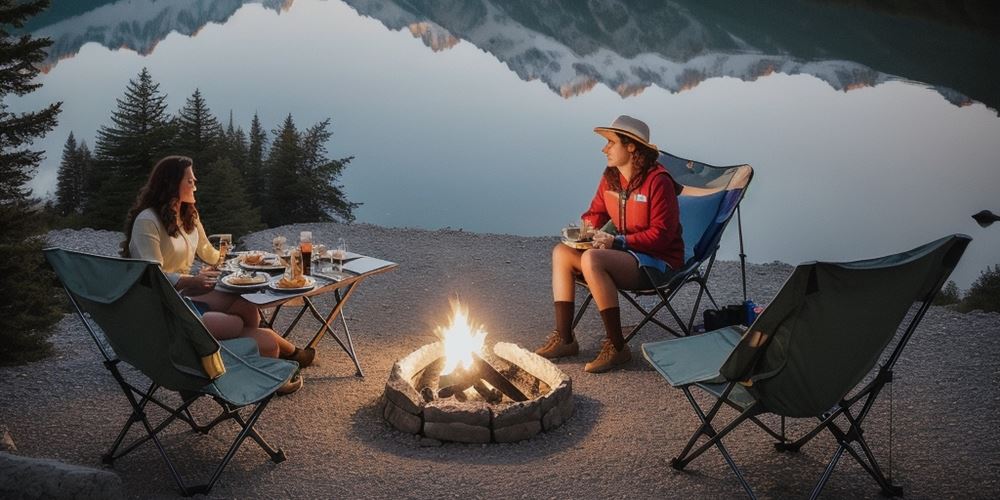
[
  {"xmin": 44, "ymin": 248, "xmax": 298, "ymax": 496},
  {"xmin": 640, "ymin": 234, "xmax": 971, "ymax": 499},
  {"xmin": 573, "ymin": 151, "xmax": 754, "ymax": 340}
]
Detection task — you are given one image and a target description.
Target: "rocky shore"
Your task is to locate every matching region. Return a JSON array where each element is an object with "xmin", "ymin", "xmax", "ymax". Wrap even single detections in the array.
[{"xmin": 1, "ymin": 224, "xmax": 997, "ymax": 499}]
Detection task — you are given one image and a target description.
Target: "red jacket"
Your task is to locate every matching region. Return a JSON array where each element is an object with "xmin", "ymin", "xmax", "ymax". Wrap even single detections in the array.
[{"xmin": 581, "ymin": 164, "xmax": 684, "ymax": 270}]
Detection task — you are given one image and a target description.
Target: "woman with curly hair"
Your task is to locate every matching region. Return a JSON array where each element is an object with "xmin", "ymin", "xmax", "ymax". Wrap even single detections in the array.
[
  {"xmin": 535, "ymin": 116, "xmax": 684, "ymax": 373},
  {"xmin": 122, "ymin": 156, "xmax": 313, "ymax": 392}
]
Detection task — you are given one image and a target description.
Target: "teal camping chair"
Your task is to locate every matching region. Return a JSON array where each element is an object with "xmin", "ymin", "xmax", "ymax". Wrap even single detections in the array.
[
  {"xmin": 641, "ymin": 234, "xmax": 971, "ymax": 498},
  {"xmin": 574, "ymin": 151, "xmax": 754, "ymax": 340},
  {"xmin": 44, "ymin": 248, "xmax": 298, "ymax": 496}
]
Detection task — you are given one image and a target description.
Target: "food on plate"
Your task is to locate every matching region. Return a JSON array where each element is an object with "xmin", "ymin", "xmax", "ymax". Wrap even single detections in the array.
[
  {"xmin": 277, "ymin": 275, "xmax": 308, "ymax": 288},
  {"xmin": 227, "ymin": 272, "xmax": 266, "ymax": 285},
  {"xmin": 242, "ymin": 252, "xmax": 266, "ymax": 265}
]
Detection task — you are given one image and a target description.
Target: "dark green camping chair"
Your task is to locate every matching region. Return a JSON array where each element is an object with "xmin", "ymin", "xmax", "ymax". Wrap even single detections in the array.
[
  {"xmin": 641, "ymin": 234, "xmax": 971, "ymax": 499},
  {"xmin": 44, "ymin": 248, "xmax": 298, "ymax": 496}
]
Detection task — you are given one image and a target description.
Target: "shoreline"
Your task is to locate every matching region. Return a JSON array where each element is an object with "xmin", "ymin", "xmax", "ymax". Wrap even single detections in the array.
[{"xmin": 2, "ymin": 224, "xmax": 997, "ymax": 498}]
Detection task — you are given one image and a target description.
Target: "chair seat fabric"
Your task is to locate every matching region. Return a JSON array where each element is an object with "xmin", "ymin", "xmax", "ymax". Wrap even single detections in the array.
[
  {"xmin": 204, "ymin": 338, "xmax": 297, "ymax": 407},
  {"xmin": 641, "ymin": 326, "xmax": 744, "ymax": 386}
]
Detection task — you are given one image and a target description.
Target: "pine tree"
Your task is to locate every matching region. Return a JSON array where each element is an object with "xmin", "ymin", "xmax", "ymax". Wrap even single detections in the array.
[
  {"xmin": 54, "ymin": 132, "xmax": 88, "ymax": 216},
  {"xmin": 0, "ymin": 0, "xmax": 64, "ymax": 365},
  {"xmin": 54, "ymin": 131, "xmax": 78, "ymax": 215},
  {"xmin": 196, "ymin": 158, "xmax": 263, "ymax": 240},
  {"xmin": 246, "ymin": 112, "xmax": 268, "ymax": 207},
  {"xmin": 220, "ymin": 111, "xmax": 248, "ymax": 172},
  {"xmin": 262, "ymin": 114, "xmax": 301, "ymax": 226},
  {"xmin": 88, "ymin": 67, "xmax": 175, "ymax": 230},
  {"xmin": 297, "ymin": 119, "xmax": 358, "ymax": 222},
  {"xmin": 175, "ymin": 88, "xmax": 221, "ymax": 169},
  {"xmin": 261, "ymin": 115, "xmax": 358, "ymax": 226},
  {"xmin": 77, "ymin": 140, "xmax": 93, "ymax": 212}
]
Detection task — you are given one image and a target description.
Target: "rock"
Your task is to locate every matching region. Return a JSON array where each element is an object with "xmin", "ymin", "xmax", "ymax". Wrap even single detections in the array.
[
  {"xmin": 383, "ymin": 400, "xmax": 422, "ymax": 434},
  {"xmin": 493, "ymin": 421, "xmax": 542, "ymax": 443},
  {"xmin": 0, "ymin": 452, "xmax": 124, "ymax": 499},
  {"xmin": 423, "ymin": 422, "xmax": 491, "ymax": 444},
  {"xmin": 418, "ymin": 437, "xmax": 443, "ymax": 447},
  {"xmin": 423, "ymin": 400, "xmax": 490, "ymax": 426},
  {"xmin": 542, "ymin": 406, "xmax": 564, "ymax": 431},
  {"xmin": 492, "ymin": 401, "xmax": 541, "ymax": 428},
  {"xmin": 384, "ymin": 371, "xmax": 423, "ymax": 415}
]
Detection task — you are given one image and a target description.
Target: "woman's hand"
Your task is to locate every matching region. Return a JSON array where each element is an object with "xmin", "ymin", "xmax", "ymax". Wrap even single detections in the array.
[
  {"xmin": 591, "ymin": 230, "xmax": 614, "ymax": 249},
  {"xmin": 178, "ymin": 268, "xmax": 220, "ymax": 295}
]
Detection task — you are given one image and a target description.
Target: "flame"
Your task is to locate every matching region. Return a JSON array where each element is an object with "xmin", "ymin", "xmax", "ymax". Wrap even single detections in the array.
[{"xmin": 436, "ymin": 301, "xmax": 487, "ymax": 376}]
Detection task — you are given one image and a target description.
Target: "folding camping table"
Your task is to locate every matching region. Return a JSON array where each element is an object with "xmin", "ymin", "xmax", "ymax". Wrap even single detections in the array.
[{"xmin": 234, "ymin": 255, "xmax": 397, "ymax": 377}]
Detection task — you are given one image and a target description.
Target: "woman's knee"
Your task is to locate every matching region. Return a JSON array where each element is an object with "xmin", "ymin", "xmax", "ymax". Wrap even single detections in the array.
[
  {"xmin": 248, "ymin": 328, "xmax": 279, "ymax": 358},
  {"xmin": 202, "ymin": 312, "xmax": 245, "ymax": 339}
]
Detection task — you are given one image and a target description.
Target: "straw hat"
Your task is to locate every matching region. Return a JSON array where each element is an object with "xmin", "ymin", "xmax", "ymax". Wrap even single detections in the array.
[{"xmin": 594, "ymin": 115, "xmax": 658, "ymax": 152}]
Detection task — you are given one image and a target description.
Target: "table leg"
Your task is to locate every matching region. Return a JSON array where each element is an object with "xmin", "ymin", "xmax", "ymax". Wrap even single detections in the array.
[{"xmin": 304, "ymin": 281, "xmax": 364, "ymax": 377}]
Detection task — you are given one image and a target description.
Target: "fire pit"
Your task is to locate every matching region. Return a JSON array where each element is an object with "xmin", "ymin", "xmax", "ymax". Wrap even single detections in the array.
[{"xmin": 381, "ymin": 304, "xmax": 573, "ymax": 443}]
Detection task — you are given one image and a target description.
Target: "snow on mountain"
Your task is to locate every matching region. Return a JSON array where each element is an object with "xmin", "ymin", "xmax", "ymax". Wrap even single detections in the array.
[{"xmin": 32, "ymin": 0, "xmax": 291, "ymax": 71}]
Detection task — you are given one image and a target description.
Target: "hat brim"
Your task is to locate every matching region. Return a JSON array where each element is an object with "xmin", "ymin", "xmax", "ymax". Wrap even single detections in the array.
[{"xmin": 594, "ymin": 127, "xmax": 658, "ymax": 153}]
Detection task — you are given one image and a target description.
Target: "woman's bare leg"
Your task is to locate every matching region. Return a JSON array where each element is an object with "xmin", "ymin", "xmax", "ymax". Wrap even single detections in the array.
[
  {"xmin": 240, "ymin": 327, "xmax": 280, "ymax": 358},
  {"xmin": 552, "ymin": 244, "xmax": 583, "ymax": 302},
  {"xmin": 579, "ymin": 249, "xmax": 646, "ymax": 311},
  {"xmin": 201, "ymin": 312, "xmax": 244, "ymax": 339},
  {"xmin": 194, "ymin": 291, "xmax": 260, "ymax": 328}
]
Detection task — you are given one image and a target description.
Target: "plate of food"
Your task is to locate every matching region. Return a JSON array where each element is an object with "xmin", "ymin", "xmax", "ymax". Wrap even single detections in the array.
[
  {"xmin": 268, "ymin": 274, "xmax": 316, "ymax": 293},
  {"xmin": 560, "ymin": 237, "xmax": 593, "ymax": 250},
  {"xmin": 220, "ymin": 271, "xmax": 270, "ymax": 290},
  {"xmin": 239, "ymin": 251, "xmax": 285, "ymax": 271}
]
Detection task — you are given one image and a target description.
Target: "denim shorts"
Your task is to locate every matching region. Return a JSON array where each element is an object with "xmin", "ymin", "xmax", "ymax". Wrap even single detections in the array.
[{"xmin": 182, "ymin": 297, "xmax": 211, "ymax": 317}]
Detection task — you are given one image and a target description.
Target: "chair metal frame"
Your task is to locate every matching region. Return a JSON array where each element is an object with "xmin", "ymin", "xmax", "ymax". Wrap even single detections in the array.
[
  {"xmin": 56, "ymin": 266, "xmax": 287, "ymax": 497},
  {"xmin": 663, "ymin": 237, "xmax": 969, "ymax": 499}
]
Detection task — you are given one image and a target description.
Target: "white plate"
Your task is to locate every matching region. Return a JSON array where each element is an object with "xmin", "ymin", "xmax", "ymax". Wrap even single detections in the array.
[
  {"xmin": 219, "ymin": 272, "xmax": 270, "ymax": 290},
  {"xmin": 267, "ymin": 275, "xmax": 316, "ymax": 293},
  {"xmin": 239, "ymin": 255, "xmax": 286, "ymax": 271},
  {"xmin": 561, "ymin": 238, "xmax": 593, "ymax": 250}
]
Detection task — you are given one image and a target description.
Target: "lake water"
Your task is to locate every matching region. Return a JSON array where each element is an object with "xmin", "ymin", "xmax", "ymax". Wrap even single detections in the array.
[{"xmin": 12, "ymin": 0, "xmax": 1000, "ymax": 289}]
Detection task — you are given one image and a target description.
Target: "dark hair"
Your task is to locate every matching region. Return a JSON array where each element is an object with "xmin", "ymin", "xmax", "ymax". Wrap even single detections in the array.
[
  {"xmin": 120, "ymin": 156, "xmax": 198, "ymax": 257},
  {"xmin": 602, "ymin": 133, "xmax": 660, "ymax": 193}
]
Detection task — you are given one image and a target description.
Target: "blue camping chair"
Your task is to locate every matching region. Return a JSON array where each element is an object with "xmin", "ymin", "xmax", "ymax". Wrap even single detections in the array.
[
  {"xmin": 573, "ymin": 151, "xmax": 754, "ymax": 341},
  {"xmin": 44, "ymin": 248, "xmax": 298, "ymax": 496}
]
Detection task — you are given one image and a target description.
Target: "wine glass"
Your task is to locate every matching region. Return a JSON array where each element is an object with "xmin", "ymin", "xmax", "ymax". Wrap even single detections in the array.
[
  {"xmin": 272, "ymin": 235, "xmax": 287, "ymax": 256},
  {"xmin": 333, "ymin": 238, "xmax": 347, "ymax": 273},
  {"xmin": 217, "ymin": 234, "xmax": 232, "ymax": 266}
]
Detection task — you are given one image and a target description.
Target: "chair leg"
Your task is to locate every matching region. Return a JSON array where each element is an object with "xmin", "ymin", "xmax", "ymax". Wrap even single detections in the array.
[
  {"xmin": 196, "ymin": 397, "xmax": 277, "ymax": 494},
  {"xmin": 231, "ymin": 402, "xmax": 286, "ymax": 463},
  {"xmin": 571, "ymin": 293, "xmax": 593, "ymax": 329},
  {"xmin": 673, "ymin": 386, "xmax": 759, "ymax": 499}
]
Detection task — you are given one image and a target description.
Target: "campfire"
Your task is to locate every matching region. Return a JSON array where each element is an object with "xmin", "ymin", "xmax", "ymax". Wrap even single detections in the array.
[{"xmin": 382, "ymin": 302, "xmax": 574, "ymax": 443}]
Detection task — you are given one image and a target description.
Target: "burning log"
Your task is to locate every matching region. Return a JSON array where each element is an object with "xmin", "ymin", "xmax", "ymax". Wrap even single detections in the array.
[
  {"xmin": 473, "ymin": 380, "xmax": 502, "ymax": 404},
  {"xmin": 471, "ymin": 352, "xmax": 527, "ymax": 402}
]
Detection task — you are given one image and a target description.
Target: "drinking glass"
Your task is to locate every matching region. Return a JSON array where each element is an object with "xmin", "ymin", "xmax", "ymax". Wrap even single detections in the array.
[
  {"xmin": 333, "ymin": 238, "xmax": 347, "ymax": 273},
  {"xmin": 272, "ymin": 235, "xmax": 287, "ymax": 256},
  {"xmin": 300, "ymin": 231, "xmax": 313, "ymax": 275},
  {"xmin": 217, "ymin": 234, "xmax": 232, "ymax": 266}
]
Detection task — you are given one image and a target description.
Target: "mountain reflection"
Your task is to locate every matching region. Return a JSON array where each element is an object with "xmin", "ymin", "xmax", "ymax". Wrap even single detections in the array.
[{"xmin": 27, "ymin": 0, "xmax": 1000, "ymax": 110}]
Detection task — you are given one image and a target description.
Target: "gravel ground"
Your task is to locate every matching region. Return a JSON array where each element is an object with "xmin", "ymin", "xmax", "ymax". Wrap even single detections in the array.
[{"xmin": 1, "ymin": 224, "xmax": 998, "ymax": 499}]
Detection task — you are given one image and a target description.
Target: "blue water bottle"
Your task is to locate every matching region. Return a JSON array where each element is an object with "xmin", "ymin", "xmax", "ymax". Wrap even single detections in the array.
[{"xmin": 744, "ymin": 299, "xmax": 759, "ymax": 326}]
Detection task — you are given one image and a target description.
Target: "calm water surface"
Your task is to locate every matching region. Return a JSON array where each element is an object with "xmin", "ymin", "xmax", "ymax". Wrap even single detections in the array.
[{"xmin": 13, "ymin": 0, "xmax": 1000, "ymax": 288}]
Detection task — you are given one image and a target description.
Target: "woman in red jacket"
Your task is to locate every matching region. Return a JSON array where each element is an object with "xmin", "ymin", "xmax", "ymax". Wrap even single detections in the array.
[{"xmin": 536, "ymin": 115, "xmax": 683, "ymax": 373}]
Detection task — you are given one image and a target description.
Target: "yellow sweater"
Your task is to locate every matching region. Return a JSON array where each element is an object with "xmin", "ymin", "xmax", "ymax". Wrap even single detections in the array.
[{"xmin": 129, "ymin": 208, "xmax": 220, "ymax": 286}]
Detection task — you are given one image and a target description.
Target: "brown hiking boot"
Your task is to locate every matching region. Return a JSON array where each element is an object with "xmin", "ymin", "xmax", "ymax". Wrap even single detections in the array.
[
  {"xmin": 280, "ymin": 347, "xmax": 316, "ymax": 369},
  {"xmin": 534, "ymin": 331, "xmax": 579, "ymax": 359},
  {"xmin": 584, "ymin": 340, "xmax": 632, "ymax": 373}
]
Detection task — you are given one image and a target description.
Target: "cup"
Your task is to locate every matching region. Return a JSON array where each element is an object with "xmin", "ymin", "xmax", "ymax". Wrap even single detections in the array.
[
  {"xmin": 217, "ymin": 234, "xmax": 232, "ymax": 265},
  {"xmin": 272, "ymin": 235, "xmax": 287, "ymax": 256},
  {"xmin": 299, "ymin": 231, "xmax": 313, "ymax": 275},
  {"xmin": 333, "ymin": 237, "xmax": 347, "ymax": 272}
]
